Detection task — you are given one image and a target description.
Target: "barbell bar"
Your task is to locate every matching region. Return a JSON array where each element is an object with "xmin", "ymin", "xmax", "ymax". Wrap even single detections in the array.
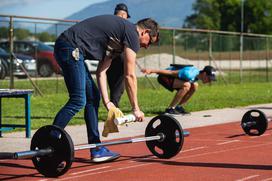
[
  {"xmin": 0, "ymin": 114, "xmax": 189, "ymax": 177},
  {"xmin": 75, "ymin": 131, "xmax": 189, "ymax": 151},
  {"xmin": 0, "ymin": 148, "xmax": 53, "ymax": 159}
]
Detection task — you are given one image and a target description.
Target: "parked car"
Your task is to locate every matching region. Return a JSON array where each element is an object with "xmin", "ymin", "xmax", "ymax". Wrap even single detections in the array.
[
  {"xmin": 0, "ymin": 40, "xmax": 60, "ymax": 77},
  {"xmin": 44, "ymin": 42, "xmax": 55, "ymax": 48},
  {"xmin": 0, "ymin": 48, "xmax": 37, "ymax": 79}
]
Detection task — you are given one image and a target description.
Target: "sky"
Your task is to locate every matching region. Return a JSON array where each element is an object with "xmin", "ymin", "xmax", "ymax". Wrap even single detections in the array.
[{"xmin": 0, "ymin": 0, "xmax": 108, "ymax": 19}]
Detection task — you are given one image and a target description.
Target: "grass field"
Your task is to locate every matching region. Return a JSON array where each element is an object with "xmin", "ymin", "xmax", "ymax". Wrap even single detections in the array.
[{"xmin": 0, "ymin": 76, "xmax": 271, "ymax": 132}]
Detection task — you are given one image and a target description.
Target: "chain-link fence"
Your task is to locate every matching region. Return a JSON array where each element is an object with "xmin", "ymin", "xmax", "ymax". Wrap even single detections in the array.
[
  {"xmin": 0, "ymin": 14, "xmax": 271, "ymax": 95},
  {"xmin": 137, "ymin": 28, "xmax": 272, "ymax": 85}
]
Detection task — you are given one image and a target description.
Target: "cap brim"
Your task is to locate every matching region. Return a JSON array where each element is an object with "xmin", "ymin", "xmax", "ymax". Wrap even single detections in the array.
[{"xmin": 209, "ymin": 75, "xmax": 216, "ymax": 81}]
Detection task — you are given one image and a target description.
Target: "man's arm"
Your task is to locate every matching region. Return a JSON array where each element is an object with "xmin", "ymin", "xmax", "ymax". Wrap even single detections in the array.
[
  {"xmin": 142, "ymin": 68, "xmax": 179, "ymax": 77},
  {"xmin": 124, "ymin": 46, "xmax": 144, "ymax": 121},
  {"xmin": 96, "ymin": 56, "xmax": 113, "ymax": 110}
]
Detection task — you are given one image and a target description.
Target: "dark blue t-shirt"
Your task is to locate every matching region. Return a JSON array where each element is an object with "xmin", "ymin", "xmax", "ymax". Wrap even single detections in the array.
[{"xmin": 62, "ymin": 15, "xmax": 140, "ymax": 60}]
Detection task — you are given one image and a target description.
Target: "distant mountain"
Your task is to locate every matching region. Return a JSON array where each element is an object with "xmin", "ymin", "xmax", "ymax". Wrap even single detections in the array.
[{"xmin": 66, "ymin": 0, "xmax": 195, "ymax": 27}]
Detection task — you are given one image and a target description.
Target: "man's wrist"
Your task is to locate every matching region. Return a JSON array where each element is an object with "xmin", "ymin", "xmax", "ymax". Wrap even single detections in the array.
[
  {"xmin": 106, "ymin": 101, "xmax": 111, "ymax": 106},
  {"xmin": 132, "ymin": 107, "xmax": 140, "ymax": 112}
]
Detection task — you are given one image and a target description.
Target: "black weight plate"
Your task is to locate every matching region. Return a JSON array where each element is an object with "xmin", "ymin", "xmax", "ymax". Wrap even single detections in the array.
[
  {"xmin": 241, "ymin": 109, "xmax": 268, "ymax": 136},
  {"xmin": 31, "ymin": 125, "xmax": 74, "ymax": 177},
  {"xmin": 145, "ymin": 114, "xmax": 184, "ymax": 159}
]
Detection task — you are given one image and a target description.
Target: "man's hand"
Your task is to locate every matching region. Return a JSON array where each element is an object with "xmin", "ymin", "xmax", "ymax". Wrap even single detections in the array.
[
  {"xmin": 105, "ymin": 101, "xmax": 116, "ymax": 111},
  {"xmin": 141, "ymin": 68, "xmax": 153, "ymax": 74},
  {"xmin": 133, "ymin": 109, "xmax": 145, "ymax": 122}
]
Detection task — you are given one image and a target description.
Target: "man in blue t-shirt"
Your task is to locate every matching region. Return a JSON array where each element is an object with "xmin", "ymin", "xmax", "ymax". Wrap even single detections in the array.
[
  {"xmin": 53, "ymin": 15, "xmax": 159, "ymax": 163},
  {"xmin": 142, "ymin": 65, "xmax": 216, "ymax": 114}
]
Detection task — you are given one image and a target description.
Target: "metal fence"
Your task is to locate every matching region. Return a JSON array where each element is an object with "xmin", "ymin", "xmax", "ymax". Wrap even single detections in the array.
[
  {"xmin": 0, "ymin": 14, "xmax": 271, "ymax": 94},
  {"xmin": 137, "ymin": 28, "xmax": 272, "ymax": 84}
]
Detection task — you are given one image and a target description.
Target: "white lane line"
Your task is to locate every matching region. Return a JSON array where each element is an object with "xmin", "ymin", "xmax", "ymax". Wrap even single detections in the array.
[
  {"xmin": 262, "ymin": 177, "xmax": 272, "ymax": 181},
  {"xmin": 174, "ymin": 142, "xmax": 272, "ymax": 161},
  {"xmin": 56, "ymin": 163, "xmax": 152, "ymax": 181},
  {"xmin": 128, "ymin": 147, "xmax": 207, "ymax": 163},
  {"xmin": 190, "ymin": 138, "xmax": 235, "ymax": 142},
  {"xmin": 235, "ymin": 175, "xmax": 260, "ymax": 181},
  {"xmin": 51, "ymin": 142, "xmax": 272, "ymax": 180},
  {"xmin": 70, "ymin": 166, "xmax": 111, "ymax": 175},
  {"xmin": 182, "ymin": 146, "xmax": 207, "ymax": 152},
  {"xmin": 216, "ymin": 140, "xmax": 240, "ymax": 145}
]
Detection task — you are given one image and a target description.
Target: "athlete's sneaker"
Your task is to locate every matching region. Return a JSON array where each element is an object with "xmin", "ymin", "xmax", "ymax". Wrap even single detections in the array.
[
  {"xmin": 175, "ymin": 106, "xmax": 191, "ymax": 115},
  {"xmin": 91, "ymin": 146, "xmax": 120, "ymax": 163},
  {"xmin": 165, "ymin": 107, "xmax": 181, "ymax": 115}
]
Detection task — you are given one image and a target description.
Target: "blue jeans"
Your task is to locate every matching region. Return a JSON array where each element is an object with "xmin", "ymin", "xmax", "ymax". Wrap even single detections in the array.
[{"xmin": 53, "ymin": 38, "xmax": 101, "ymax": 144}]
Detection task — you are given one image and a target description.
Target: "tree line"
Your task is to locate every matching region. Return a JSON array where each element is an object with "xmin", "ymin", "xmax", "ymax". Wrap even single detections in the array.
[
  {"xmin": 1, "ymin": 0, "xmax": 272, "ymax": 45},
  {"xmin": 184, "ymin": 0, "xmax": 272, "ymax": 34},
  {"xmin": 0, "ymin": 27, "xmax": 56, "ymax": 42}
]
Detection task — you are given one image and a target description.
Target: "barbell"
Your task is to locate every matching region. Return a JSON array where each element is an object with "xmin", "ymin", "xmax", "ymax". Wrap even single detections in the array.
[
  {"xmin": 0, "ymin": 114, "xmax": 189, "ymax": 177},
  {"xmin": 241, "ymin": 109, "xmax": 270, "ymax": 136}
]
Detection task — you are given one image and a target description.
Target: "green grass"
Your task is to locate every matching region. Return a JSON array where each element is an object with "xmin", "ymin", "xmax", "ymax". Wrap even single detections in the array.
[{"xmin": 0, "ymin": 77, "xmax": 272, "ymax": 132}]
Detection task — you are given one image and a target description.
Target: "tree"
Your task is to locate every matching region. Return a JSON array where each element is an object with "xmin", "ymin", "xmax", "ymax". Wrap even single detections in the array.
[
  {"xmin": 37, "ymin": 32, "xmax": 56, "ymax": 42},
  {"xmin": 245, "ymin": 0, "xmax": 272, "ymax": 34},
  {"xmin": 183, "ymin": 0, "xmax": 221, "ymax": 30},
  {"xmin": 0, "ymin": 27, "xmax": 9, "ymax": 40},
  {"xmin": 14, "ymin": 28, "xmax": 31, "ymax": 40},
  {"xmin": 184, "ymin": 0, "xmax": 272, "ymax": 34}
]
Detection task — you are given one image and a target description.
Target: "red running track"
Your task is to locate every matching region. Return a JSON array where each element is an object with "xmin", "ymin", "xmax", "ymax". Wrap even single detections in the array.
[{"xmin": 0, "ymin": 121, "xmax": 272, "ymax": 181}]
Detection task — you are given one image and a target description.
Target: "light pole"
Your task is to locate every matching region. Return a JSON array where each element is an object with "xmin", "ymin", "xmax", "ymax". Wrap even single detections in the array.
[
  {"xmin": 241, "ymin": 0, "xmax": 244, "ymax": 33},
  {"xmin": 240, "ymin": 0, "xmax": 244, "ymax": 83}
]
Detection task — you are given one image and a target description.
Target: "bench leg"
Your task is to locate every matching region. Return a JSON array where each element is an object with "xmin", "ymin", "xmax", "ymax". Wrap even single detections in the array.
[
  {"xmin": 0, "ymin": 98, "xmax": 2, "ymax": 137},
  {"xmin": 25, "ymin": 94, "xmax": 31, "ymax": 138}
]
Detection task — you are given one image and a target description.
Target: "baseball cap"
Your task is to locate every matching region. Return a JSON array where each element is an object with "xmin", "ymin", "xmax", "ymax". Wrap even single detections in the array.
[
  {"xmin": 114, "ymin": 3, "xmax": 131, "ymax": 18},
  {"xmin": 203, "ymin": 66, "xmax": 216, "ymax": 81}
]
